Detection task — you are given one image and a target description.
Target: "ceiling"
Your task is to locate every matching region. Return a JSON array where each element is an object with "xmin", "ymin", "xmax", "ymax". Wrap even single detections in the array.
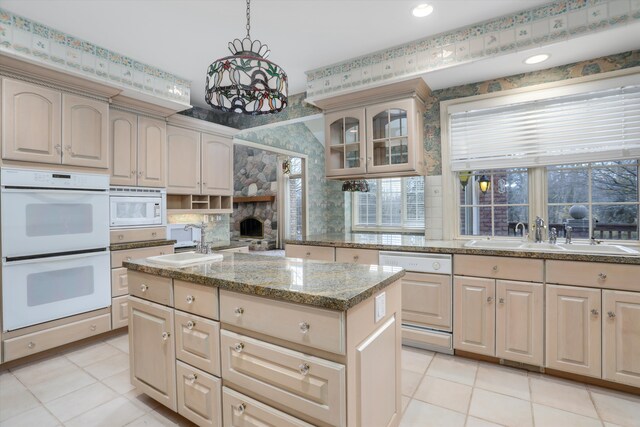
[{"xmin": 3, "ymin": 0, "xmax": 638, "ymax": 109}]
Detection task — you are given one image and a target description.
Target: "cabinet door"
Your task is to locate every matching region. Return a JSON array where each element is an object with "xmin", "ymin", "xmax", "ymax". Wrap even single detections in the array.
[
  {"xmin": 111, "ymin": 295, "xmax": 129, "ymax": 329},
  {"xmin": 62, "ymin": 94, "xmax": 109, "ymax": 168},
  {"xmin": 201, "ymin": 133, "xmax": 233, "ymax": 195},
  {"xmin": 176, "ymin": 361, "xmax": 222, "ymax": 427},
  {"xmin": 546, "ymin": 285, "xmax": 601, "ymax": 378},
  {"xmin": 365, "ymin": 98, "xmax": 418, "ymax": 174},
  {"xmin": 137, "ymin": 116, "xmax": 166, "ymax": 187},
  {"xmin": 603, "ymin": 290, "xmax": 640, "ymax": 387},
  {"xmin": 129, "ymin": 297, "xmax": 176, "ymax": 411},
  {"xmin": 402, "ymin": 272, "xmax": 452, "ymax": 331},
  {"xmin": 222, "ymin": 387, "xmax": 314, "ymax": 427},
  {"xmin": 453, "ymin": 276, "xmax": 495, "ymax": 356},
  {"xmin": 2, "ymin": 79, "xmax": 62, "ymax": 164},
  {"xmin": 284, "ymin": 244, "xmax": 335, "ymax": 261},
  {"xmin": 175, "ymin": 311, "xmax": 221, "ymax": 376},
  {"xmin": 167, "ymin": 125, "xmax": 201, "ymax": 194},
  {"xmin": 110, "ymin": 109, "xmax": 137, "ymax": 186},
  {"xmin": 324, "ymin": 108, "xmax": 366, "ymax": 177},
  {"xmin": 496, "ymin": 280, "xmax": 543, "ymax": 366}
]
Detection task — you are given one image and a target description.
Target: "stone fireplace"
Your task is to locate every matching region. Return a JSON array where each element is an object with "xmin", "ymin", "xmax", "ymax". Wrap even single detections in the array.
[{"xmin": 240, "ymin": 217, "xmax": 264, "ymax": 238}]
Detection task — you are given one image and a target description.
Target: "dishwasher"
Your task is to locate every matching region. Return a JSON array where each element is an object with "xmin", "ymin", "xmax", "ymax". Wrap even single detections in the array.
[{"xmin": 378, "ymin": 251, "xmax": 453, "ymax": 354}]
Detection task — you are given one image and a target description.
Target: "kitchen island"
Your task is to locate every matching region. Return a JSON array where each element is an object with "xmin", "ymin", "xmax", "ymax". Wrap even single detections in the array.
[{"xmin": 123, "ymin": 252, "xmax": 405, "ymax": 427}]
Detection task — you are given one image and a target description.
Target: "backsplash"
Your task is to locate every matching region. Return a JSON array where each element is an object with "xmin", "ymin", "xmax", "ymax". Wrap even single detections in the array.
[{"xmin": 167, "ymin": 214, "xmax": 230, "ymax": 247}]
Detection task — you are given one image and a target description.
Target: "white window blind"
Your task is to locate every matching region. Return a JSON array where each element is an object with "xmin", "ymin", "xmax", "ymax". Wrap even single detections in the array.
[{"xmin": 450, "ymin": 80, "xmax": 640, "ymax": 171}]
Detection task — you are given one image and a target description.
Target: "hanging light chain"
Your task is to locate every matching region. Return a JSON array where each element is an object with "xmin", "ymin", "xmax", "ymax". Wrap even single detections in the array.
[{"xmin": 246, "ymin": 0, "xmax": 251, "ymax": 39}]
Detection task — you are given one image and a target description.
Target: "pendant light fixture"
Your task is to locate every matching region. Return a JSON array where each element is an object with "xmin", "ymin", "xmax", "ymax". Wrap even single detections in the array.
[{"xmin": 205, "ymin": 0, "xmax": 288, "ymax": 115}]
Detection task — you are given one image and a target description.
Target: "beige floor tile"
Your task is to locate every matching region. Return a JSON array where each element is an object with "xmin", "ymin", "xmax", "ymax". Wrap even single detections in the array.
[
  {"xmin": 0, "ymin": 406, "xmax": 59, "ymax": 427},
  {"xmin": 44, "ymin": 382, "xmax": 118, "ymax": 422},
  {"xmin": 400, "ymin": 400, "xmax": 466, "ymax": 427},
  {"xmin": 426, "ymin": 353, "xmax": 478, "ymax": 386},
  {"xmin": 0, "ymin": 372, "xmax": 41, "ymax": 422},
  {"xmin": 125, "ymin": 411, "xmax": 179, "ymax": 427},
  {"xmin": 65, "ymin": 342, "xmax": 123, "ymax": 368},
  {"xmin": 413, "ymin": 376, "xmax": 472, "ymax": 414},
  {"xmin": 474, "ymin": 363, "xmax": 530, "ymax": 400},
  {"xmin": 20, "ymin": 362, "xmax": 96, "ymax": 403},
  {"xmin": 150, "ymin": 406, "xmax": 197, "ymax": 426},
  {"xmin": 83, "ymin": 352, "xmax": 129, "ymax": 380},
  {"xmin": 402, "ymin": 396, "xmax": 410, "ymax": 414},
  {"xmin": 103, "ymin": 369, "xmax": 135, "ymax": 394},
  {"xmin": 532, "ymin": 403, "xmax": 602, "ymax": 427},
  {"xmin": 529, "ymin": 375, "xmax": 598, "ymax": 419},
  {"xmin": 465, "ymin": 416, "xmax": 504, "ymax": 427},
  {"xmin": 402, "ymin": 369, "xmax": 424, "ymax": 397},
  {"xmin": 105, "ymin": 334, "xmax": 129, "ymax": 354},
  {"xmin": 468, "ymin": 389, "xmax": 533, "ymax": 427},
  {"xmin": 125, "ymin": 389, "xmax": 162, "ymax": 413},
  {"xmin": 10, "ymin": 356, "xmax": 71, "ymax": 386},
  {"xmin": 591, "ymin": 389, "xmax": 640, "ymax": 427},
  {"xmin": 402, "ymin": 347, "xmax": 434, "ymax": 374},
  {"xmin": 65, "ymin": 396, "xmax": 145, "ymax": 427}
]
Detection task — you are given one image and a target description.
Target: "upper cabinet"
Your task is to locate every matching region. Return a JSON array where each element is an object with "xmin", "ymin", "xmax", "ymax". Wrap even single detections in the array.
[
  {"xmin": 201, "ymin": 133, "xmax": 233, "ymax": 196},
  {"xmin": 2, "ymin": 78, "xmax": 108, "ymax": 169},
  {"xmin": 138, "ymin": 117, "xmax": 167, "ymax": 187},
  {"xmin": 319, "ymin": 78, "xmax": 429, "ymax": 179}
]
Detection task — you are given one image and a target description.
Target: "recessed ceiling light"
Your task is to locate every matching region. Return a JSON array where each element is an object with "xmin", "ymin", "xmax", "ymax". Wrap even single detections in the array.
[
  {"xmin": 524, "ymin": 54, "xmax": 550, "ymax": 65},
  {"xmin": 412, "ymin": 4, "xmax": 434, "ymax": 18}
]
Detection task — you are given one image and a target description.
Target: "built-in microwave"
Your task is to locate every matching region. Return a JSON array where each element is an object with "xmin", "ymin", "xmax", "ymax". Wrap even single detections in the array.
[
  {"xmin": 167, "ymin": 223, "xmax": 201, "ymax": 248},
  {"xmin": 109, "ymin": 186, "xmax": 166, "ymax": 228}
]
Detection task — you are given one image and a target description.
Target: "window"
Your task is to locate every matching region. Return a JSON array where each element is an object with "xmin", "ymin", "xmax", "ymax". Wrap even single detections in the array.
[
  {"xmin": 285, "ymin": 157, "xmax": 305, "ymax": 239},
  {"xmin": 353, "ymin": 177, "xmax": 424, "ymax": 231}
]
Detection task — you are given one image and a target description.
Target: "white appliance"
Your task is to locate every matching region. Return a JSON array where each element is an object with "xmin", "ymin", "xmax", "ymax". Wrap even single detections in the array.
[
  {"xmin": 109, "ymin": 186, "xmax": 166, "ymax": 228},
  {"xmin": 378, "ymin": 251, "xmax": 453, "ymax": 354},
  {"xmin": 1, "ymin": 168, "xmax": 111, "ymax": 331},
  {"xmin": 167, "ymin": 223, "xmax": 200, "ymax": 248}
]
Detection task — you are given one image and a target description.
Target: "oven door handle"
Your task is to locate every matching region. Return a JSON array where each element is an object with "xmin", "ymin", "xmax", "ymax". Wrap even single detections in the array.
[
  {"xmin": 1, "ymin": 188, "xmax": 107, "ymax": 195},
  {"xmin": 3, "ymin": 250, "xmax": 108, "ymax": 266}
]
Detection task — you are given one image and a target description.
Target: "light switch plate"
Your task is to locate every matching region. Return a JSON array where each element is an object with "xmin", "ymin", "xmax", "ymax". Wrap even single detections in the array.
[{"xmin": 375, "ymin": 292, "xmax": 386, "ymax": 323}]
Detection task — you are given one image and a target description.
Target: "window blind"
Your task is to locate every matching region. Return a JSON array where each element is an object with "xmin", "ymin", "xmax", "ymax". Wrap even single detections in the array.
[{"xmin": 449, "ymin": 81, "xmax": 640, "ymax": 171}]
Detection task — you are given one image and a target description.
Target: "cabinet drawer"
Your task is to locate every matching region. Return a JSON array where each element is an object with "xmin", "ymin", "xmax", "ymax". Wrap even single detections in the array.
[
  {"xmin": 175, "ymin": 311, "xmax": 221, "ymax": 376},
  {"xmin": 546, "ymin": 260, "xmax": 640, "ymax": 291},
  {"xmin": 176, "ymin": 361, "xmax": 222, "ymax": 427},
  {"xmin": 335, "ymin": 247, "xmax": 379, "ymax": 265},
  {"xmin": 174, "ymin": 280, "xmax": 219, "ymax": 320},
  {"xmin": 454, "ymin": 255, "xmax": 543, "ymax": 282},
  {"xmin": 111, "ymin": 245, "xmax": 173, "ymax": 268},
  {"xmin": 222, "ymin": 386, "xmax": 314, "ymax": 427},
  {"xmin": 128, "ymin": 270, "xmax": 173, "ymax": 306},
  {"xmin": 110, "ymin": 227, "xmax": 167, "ymax": 244},
  {"xmin": 111, "ymin": 296, "xmax": 129, "ymax": 329},
  {"xmin": 3, "ymin": 314, "xmax": 110, "ymax": 362},
  {"xmin": 220, "ymin": 290, "xmax": 345, "ymax": 354},
  {"xmin": 221, "ymin": 330, "xmax": 346, "ymax": 427},
  {"xmin": 111, "ymin": 267, "xmax": 129, "ymax": 297},
  {"xmin": 284, "ymin": 244, "xmax": 335, "ymax": 261}
]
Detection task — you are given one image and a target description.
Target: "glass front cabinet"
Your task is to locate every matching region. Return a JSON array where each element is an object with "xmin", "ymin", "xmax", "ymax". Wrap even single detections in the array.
[{"xmin": 324, "ymin": 98, "xmax": 424, "ymax": 178}]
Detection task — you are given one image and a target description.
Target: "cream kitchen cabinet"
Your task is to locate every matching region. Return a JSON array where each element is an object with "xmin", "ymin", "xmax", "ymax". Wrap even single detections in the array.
[
  {"xmin": 166, "ymin": 126, "xmax": 233, "ymax": 196},
  {"xmin": 325, "ymin": 108, "xmax": 367, "ymax": 177},
  {"xmin": 110, "ymin": 110, "xmax": 166, "ymax": 187},
  {"xmin": 284, "ymin": 244, "xmax": 335, "ymax": 261},
  {"xmin": 402, "ymin": 272, "xmax": 452, "ymax": 332},
  {"xmin": 2, "ymin": 78, "xmax": 108, "ymax": 168},
  {"xmin": 453, "ymin": 276, "xmax": 495, "ymax": 356},
  {"xmin": 176, "ymin": 361, "xmax": 222, "ymax": 427},
  {"xmin": 335, "ymin": 247, "xmax": 379, "ymax": 264},
  {"xmin": 603, "ymin": 290, "xmax": 640, "ymax": 388}
]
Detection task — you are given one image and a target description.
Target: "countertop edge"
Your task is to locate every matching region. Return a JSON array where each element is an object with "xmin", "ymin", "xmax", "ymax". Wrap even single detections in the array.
[{"xmin": 110, "ymin": 239, "xmax": 177, "ymax": 251}]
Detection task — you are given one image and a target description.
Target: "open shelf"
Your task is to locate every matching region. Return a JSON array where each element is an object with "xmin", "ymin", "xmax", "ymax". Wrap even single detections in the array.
[
  {"xmin": 233, "ymin": 195, "xmax": 276, "ymax": 203},
  {"xmin": 167, "ymin": 194, "xmax": 233, "ymax": 214}
]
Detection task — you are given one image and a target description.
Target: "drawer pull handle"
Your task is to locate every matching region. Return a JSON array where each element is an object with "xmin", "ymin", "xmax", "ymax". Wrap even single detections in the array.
[
  {"xmin": 299, "ymin": 322, "xmax": 310, "ymax": 334},
  {"xmin": 186, "ymin": 295, "xmax": 195, "ymax": 304},
  {"xmin": 118, "ymin": 235, "xmax": 124, "ymax": 240},
  {"xmin": 305, "ymin": 252, "xmax": 311, "ymax": 257},
  {"xmin": 591, "ymin": 309, "xmax": 599, "ymax": 316},
  {"xmin": 235, "ymin": 403, "xmax": 246, "ymax": 415},
  {"xmin": 152, "ymin": 232, "xmax": 157, "ymax": 237},
  {"xmin": 162, "ymin": 331, "xmax": 170, "ymax": 341},
  {"xmin": 187, "ymin": 373, "xmax": 197, "ymax": 384},
  {"xmin": 234, "ymin": 342, "xmax": 244, "ymax": 353},
  {"xmin": 487, "ymin": 297, "xmax": 494, "ymax": 303},
  {"xmin": 492, "ymin": 265, "xmax": 499, "ymax": 272},
  {"xmin": 140, "ymin": 284, "xmax": 148, "ymax": 292},
  {"xmin": 125, "ymin": 257, "xmax": 132, "ymax": 261},
  {"xmin": 234, "ymin": 307, "xmax": 244, "ymax": 316},
  {"xmin": 299, "ymin": 363, "xmax": 310, "ymax": 376},
  {"xmin": 27, "ymin": 341, "xmax": 36, "ymax": 349},
  {"xmin": 598, "ymin": 273, "xmax": 607, "ymax": 280},
  {"xmin": 607, "ymin": 311, "xmax": 616, "ymax": 318},
  {"xmin": 90, "ymin": 324, "xmax": 97, "ymax": 331},
  {"xmin": 160, "ymin": 252, "xmax": 165, "ymax": 255},
  {"xmin": 186, "ymin": 320, "xmax": 195, "ymax": 329},
  {"xmin": 131, "ymin": 170, "xmax": 136, "ymax": 177},
  {"xmin": 498, "ymin": 298, "xmax": 505, "ymax": 304},
  {"xmin": 353, "ymin": 255, "xmax": 359, "ymax": 261}
]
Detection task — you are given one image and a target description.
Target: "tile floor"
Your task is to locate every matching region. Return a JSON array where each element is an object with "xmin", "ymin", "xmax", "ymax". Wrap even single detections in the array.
[{"xmin": 1, "ymin": 333, "xmax": 639, "ymax": 427}]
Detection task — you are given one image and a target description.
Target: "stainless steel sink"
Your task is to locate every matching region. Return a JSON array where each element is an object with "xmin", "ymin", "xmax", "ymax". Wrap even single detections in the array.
[{"xmin": 146, "ymin": 252, "xmax": 224, "ymax": 267}]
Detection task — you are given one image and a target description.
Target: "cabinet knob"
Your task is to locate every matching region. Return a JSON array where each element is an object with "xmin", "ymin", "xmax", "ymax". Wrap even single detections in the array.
[
  {"xmin": 152, "ymin": 232, "xmax": 157, "ymax": 237},
  {"xmin": 487, "ymin": 297, "xmax": 494, "ymax": 303},
  {"xmin": 492, "ymin": 265, "xmax": 499, "ymax": 273},
  {"xmin": 161, "ymin": 331, "xmax": 170, "ymax": 341},
  {"xmin": 234, "ymin": 307, "xmax": 244, "ymax": 316},
  {"xmin": 591, "ymin": 309, "xmax": 599, "ymax": 316},
  {"xmin": 234, "ymin": 342, "xmax": 244, "ymax": 353},
  {"xmin": 65, "ymin": 145, "xmax": 72, "ymax": 152},
  {"xmin": 55, "ymin": 144, "xmax": 62, "ymax": 154},
  {"xmin": 125, "ymin": 256, "xmax": 132, "ymax": 261},
  {"xmin": 353, "ymin": 255, "xmax": 359, "ymax": 261},
  {"xmin": 299, "ymin": 321, "xmax": 310, "ymax": 334},
  {"xmin": 186, "ymin": 295, "xmax": 195, "ymax": 304},
  {"xmin": 598, "ymin": 273, "xmax": 607, "ymax": 280},
  {"xmin": 90, "ymin": 324, "xmax": 97, "ymax": 331},
  {"xmin": 160, "ymin": 251, "xmax": 165, "ymax": 255},
  {"xmin": 305, "ymin": 252, "xmax": 311, "ymax": 257},
  {"xmin": 118, "ymin": 235, "xmax": 124, "ymax": 240},
  {"xmin": 187, "ymin": 373, "xmax": 197, "ymax": 384},
  {"xmin": 202, "ymin": 182, "xmax": 207, "ymax": 186},
  {"xmin": 131, "ymin": 170, "xmax": 136, "ymax": 177},
  {"xmin": 235, "ymin": 403, "xmax": 246, "ymax": 415},
  {"xmin": 607, "ymin": 311, "xmax": 616, "ymax": 318},
  {"xmin": 499, "ymin": 297, "xmax": 505, "ymax": 304},
  {"xmin": 299, "ymin": 363, "xmax": 310, "ymax": 376},
  {"xmin": 186, "ymin": 320, "xmax": 195, "ymax": 330},
  {"xmin": 27, "ymin": 341, "xmax": 36, "ymax": 349},
  {"xmin": 138, "ymin": 171, "xmax": 143, "ymax": 177},
  {"xmin": 140, "ymin": 284, "xmax": 148, "ymax": 292}
]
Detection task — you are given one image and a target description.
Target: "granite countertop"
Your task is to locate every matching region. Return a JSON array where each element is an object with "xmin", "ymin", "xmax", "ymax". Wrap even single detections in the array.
[
  {"xmin": 175, "ymin": 241, "xmax": 250, "ymax": 253},
  {"xmin": 123, "ymin": 252, "xmax": 405, "ymax": 311},
  {"xmin": 285, "ymin": 233, "xmax": 640, "ymax": 265},
  {"xmin": 110, "ymin": 239, "xmax": 177, "ymax": 251}
]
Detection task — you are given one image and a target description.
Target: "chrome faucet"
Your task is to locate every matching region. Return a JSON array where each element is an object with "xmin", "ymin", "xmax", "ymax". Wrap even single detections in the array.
[
  {"xmin": 185, "ymin": 222, "xmax": 211, "ymax": 254},
  {"xmin": 590, "ymin": 217, "xmax": 601, "ymax": 245},
  {"xmin": 533, "ymin": 216, "xmax": 546, "ymax": 243},
  {"xmin": 549, "ymin": 227, "xmax": 557, "ymax": 244},
  {"xmin": 565, "ymin": 226, "xmax": 573, "ymax": 244},
  {"xmin": 514, "ymin": 222, "xmax": 527, "ymax": 241}
]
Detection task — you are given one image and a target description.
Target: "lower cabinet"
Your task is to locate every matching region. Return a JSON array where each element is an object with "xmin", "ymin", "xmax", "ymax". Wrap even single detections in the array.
[
  {"xmin": 111, "ymin": 295, "xmax": 129, "ymax": 329},
  {"xmin": 176, "ymin": 361, "xmax": 222, "ymax": 427},
  {"xmin": 602, "ymin": 290, "xmax": 640, "ymax": 387},
  {"xmin": 284, "ymin": 244, "xmax": 335, "ymax": 261},
  {"xmin": 222, "ymin": 386, "xmax": 313, "ymax": 427},
  {"xmin": 453, "ymin": 276, "xmax": 495, "ymax": 356},
  {"xmin": 402, "ymin": 272, "xmax": 452, "ymax": 331}
]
